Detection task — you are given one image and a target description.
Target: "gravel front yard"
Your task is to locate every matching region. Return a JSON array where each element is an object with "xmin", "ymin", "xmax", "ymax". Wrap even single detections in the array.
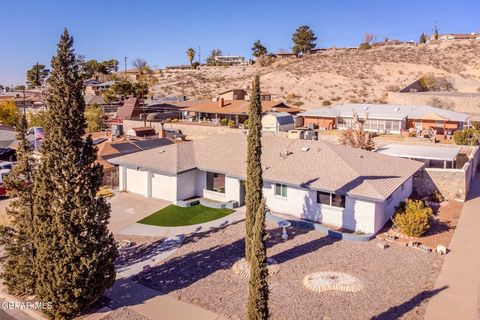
[{"xmin": 136, "ymin": 220, "xmax": 443, "ymax": 320}]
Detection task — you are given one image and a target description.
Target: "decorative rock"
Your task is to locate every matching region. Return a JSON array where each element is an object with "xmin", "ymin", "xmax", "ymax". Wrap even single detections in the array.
[
  {"xmin": 377, "ymin": 241, "xmax": 388, "ymax": 249},
  {"xmin": 303, "ymin": 272, "xmax": 363, "ymax": 293},
  {"xmin": 436, "ymin": 245, "xmax": 447, "ymax": 255},
  {"xmin": 418, "ymin": 244, "xmax": 432, "ymax": 253},
  {"xmin": 385, "ymin": 234, "xmax": 397, "ymax": 242},
  {"xmin": 232, "ymin": 258, "xmax": 280, "ymax": 278}
]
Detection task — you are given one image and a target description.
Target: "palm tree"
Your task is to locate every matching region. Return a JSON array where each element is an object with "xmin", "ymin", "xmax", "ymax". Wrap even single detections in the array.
[{"xmin": 187, "ymin": 48, "xmax": 196, "ymax": 67}]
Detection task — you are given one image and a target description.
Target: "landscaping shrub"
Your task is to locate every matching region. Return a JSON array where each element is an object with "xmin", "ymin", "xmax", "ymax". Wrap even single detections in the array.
[
  {"xmin": 219, "ymin": 118, "xmax": 228, "ymax": 126},
  {"xmin": 243, "ymin": 119, "xmax": 249, "ymax": 128},
  {"xmin": 227, "ymin": 119, "xmax": 236, "ymax": 127},
  {"xmin": 392, "ymin": 199, "xmax": 432, "ymax": 237},
  {"xmin": 322, "ymin": 100, "xmax": 332, "ymax": 106},
  {"xmin": 453, "ymin": 128, "xmax": 479, "ymax": 146}
]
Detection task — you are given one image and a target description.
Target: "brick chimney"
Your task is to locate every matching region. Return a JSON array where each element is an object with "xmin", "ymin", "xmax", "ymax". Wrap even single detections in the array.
[
  {"xmin": 159, "ymin": 123, "xmax": 166, "ymax": 138},
  {"xmin": 218, "ymin": 98, "xmax": 225, "ymax": 108}
]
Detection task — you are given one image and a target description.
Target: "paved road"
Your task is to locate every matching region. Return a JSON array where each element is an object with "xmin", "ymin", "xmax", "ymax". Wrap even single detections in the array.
[{"xmin": 425, "ymin": 174, "xmax": 480, "ymax": 320}]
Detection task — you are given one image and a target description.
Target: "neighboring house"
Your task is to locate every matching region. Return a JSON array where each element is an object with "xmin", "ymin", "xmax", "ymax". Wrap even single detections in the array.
[
  {"xmin": 298, "ymin": 104, "xmax": 470, "ymax": 135},
  {"xmin": 84, "ymin": 94, "xmax": 107, "ymax": 106},
  {"xmin": 85, "ymin": 81, "xmax": 114, "ymax": 95},
  {"xmin": 116, "ymin": 97, "xmax": 141, "ymax": 120},
  {"xmin": 438, "ymin": 33, "xmax": 480, "ymax": 41},
  {"xmin": 213, "ymin": 56, "xmax": 248, "ymax": 65},
  {"xmin": 271, "ymin": 51, "xmax": 297, "ymax": 59},
  {"xmin": 111, "ymin": 133, "xmax": 423, "ymax": 234},
  {"xmin": 183, "ymin": 98, "xmax": 302, "ymax": 125},
  {"xmin": 218, "ymin": 89, "xmax": 272, "ymax": 101},
  {"xmin": 262, "ymin": 112, "xmax": 295, "ymax": 132}
]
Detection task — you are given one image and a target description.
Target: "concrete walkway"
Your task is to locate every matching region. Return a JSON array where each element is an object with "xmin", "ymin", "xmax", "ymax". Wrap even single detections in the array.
[
  {"xmin": 105, "ymin": 279, "xmax": 226, "ymax": 320},
  {"xmin": 99, "ymin": 206, "xmax": 246, "ymax": 320},
  {"xmin": 425, "ymin": 175, "xmax": 480, "ymax": 320}
]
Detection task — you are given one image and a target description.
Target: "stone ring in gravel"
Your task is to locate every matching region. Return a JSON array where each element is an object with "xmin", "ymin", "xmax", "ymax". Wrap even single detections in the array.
[
  {"xmin": 303, "ymin": 272, "xmax": 363, "ymax": 293},
  {"xmin": 232, "ymin": 258, "xmax": 280, "ymax": 278}
]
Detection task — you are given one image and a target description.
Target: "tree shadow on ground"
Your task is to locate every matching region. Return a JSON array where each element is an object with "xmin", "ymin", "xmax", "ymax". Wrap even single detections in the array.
[
  {"xmin": 131, "ymin": 223, "xmax": 332, "ymax": 296},
  {"xmin": 372, "ymin": 286, "xmax": 448, "ymax": 320}
]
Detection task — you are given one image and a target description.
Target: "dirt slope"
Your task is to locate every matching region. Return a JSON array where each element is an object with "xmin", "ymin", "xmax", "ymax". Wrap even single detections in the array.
[{"xmin": 151, "ymin": 41, "xmax": 480, "ymax": 110}]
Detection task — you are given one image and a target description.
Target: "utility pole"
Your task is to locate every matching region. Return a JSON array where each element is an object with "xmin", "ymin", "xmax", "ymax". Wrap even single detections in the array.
[
  {"xmin": 124, "ymin": 57, "xmax": 128, "ymax": 79},
  {"xmin": 198, "ymin": 47, "xmax": 201, "ymax": 64}
]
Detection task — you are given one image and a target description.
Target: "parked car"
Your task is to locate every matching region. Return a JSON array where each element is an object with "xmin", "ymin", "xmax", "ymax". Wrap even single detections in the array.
[
  {"xmin": 0, "ymin": 148, "xmax": 16, "ymax": 162},
  {"xmin": 0, "ymin": 161, "xmax": 13, "ymax": 197}
]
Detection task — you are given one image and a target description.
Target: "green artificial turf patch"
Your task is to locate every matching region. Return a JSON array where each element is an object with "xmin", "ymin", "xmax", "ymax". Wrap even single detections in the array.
[{"xmin": 138, "ymin": 204, "xmax": 234, "ymax": 227}]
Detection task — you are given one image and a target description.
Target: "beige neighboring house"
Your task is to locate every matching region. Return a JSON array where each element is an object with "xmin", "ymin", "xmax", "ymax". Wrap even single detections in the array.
[
  {"xmin": 217, "ymin": 89, "xmax": 272, "ymax": 101},
  {"xmin": 262, "ymin": 112, "xmax": 295, "ymax": 132},
  {"xmin": 438, "ymin": 33, "xmax": 480, "ymax": 41},
  {"xmin": 111, "ymin": 133, "xmax": 423, "ymax": 234},
  {"xmin": 85, "ymin": 81, "xmax": 114, "ymax": 95}
]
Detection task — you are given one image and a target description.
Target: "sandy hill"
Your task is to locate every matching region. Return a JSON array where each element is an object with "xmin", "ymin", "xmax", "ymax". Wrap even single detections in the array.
[{"xmin": 151, "ymin": 41, "xmax": 480, "ymax": 111}]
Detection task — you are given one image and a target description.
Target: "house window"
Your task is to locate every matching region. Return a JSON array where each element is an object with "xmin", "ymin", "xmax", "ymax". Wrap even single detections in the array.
[
  {"xmin": 316, "ymin": 191, "xmax": 345, "ymax": 208},
  {"xmin": 274, "ymin": 183, "xmax": 288, "ymax": 198},
  {"xmin": 435, "ymin": 120, "xmax": 444, "ymax": 127},
  {"xmin": 206, "ymin": 172, "xmax": 225, "ymax": 193},
  {"xmin": 317, "ymin": 191, "xmax": 331, "ymax": 205}
]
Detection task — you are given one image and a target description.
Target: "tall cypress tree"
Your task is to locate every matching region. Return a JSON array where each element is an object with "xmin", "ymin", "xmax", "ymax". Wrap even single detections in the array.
[
  {"xmin": 0, "ymin": 114, "xmax": 36, "ymax": 295},
  {"xmin": 245, "ymin": 75, "xmax": 269, "ymax": 319},
  {"xmin": 33, "ymin": 29, "xmax": 117, "ymax": 319}
]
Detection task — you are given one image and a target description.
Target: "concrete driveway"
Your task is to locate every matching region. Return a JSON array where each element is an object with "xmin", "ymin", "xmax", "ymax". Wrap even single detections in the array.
[{"xmin": 108, "ymin": 192, "xmax": 170, "ymax": 234}]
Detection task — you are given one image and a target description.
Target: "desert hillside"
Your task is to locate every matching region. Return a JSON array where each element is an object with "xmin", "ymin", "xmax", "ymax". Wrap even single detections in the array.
[{"xmin": 151, "ymin": 41, "xmax": 480, "ymax": 110}]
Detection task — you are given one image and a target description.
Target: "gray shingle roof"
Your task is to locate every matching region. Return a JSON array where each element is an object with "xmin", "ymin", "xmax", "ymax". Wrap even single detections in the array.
[{"xmin": 111, "ymin": 133, "xmax": 423, "ymax": 201}]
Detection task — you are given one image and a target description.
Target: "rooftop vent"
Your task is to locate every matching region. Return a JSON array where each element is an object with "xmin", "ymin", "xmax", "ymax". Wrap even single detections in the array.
[
  {"xmin": 300, "ymin": 147, "xmax": 310, "ymax": 152},
  {"xmin": 159, "ymin": 149, "xmax": 166, "ymax": 153},
  {"xmin": 394, "ymin": 107, "xmax": 400, "ymax": 111},
  {"xmin": 363, "ymin": 106, "xmax": 369, "ymax": 110}
]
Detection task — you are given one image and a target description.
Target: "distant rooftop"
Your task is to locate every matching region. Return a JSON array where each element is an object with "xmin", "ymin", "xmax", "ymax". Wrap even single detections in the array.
[
  {"xmin": 299, "ymin": 104, "xmax": 470, "ymax": 122},
  {"xmin": 376, "ymin": 144, "xmax": 461, "ymax": 162}
]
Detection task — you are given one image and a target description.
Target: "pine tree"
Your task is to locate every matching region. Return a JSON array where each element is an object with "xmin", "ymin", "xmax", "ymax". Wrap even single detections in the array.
[
  {"xmin": 292, "ymin": 25, "xmax": 317, "ymax": 55},
  {"xmin": 245, "ymin": 75, "xmax": 269, "ymax": 319},
  {"xmin": 33, "ymin": 29, "xmax": 117, "ymax": 319},
  {"xmin": 0, "ymin": 114, "xmax": 37, "ymax": 295},
  {"xmin": 252, "ymin": 40, "xmax": 268, "ymax": 58}
]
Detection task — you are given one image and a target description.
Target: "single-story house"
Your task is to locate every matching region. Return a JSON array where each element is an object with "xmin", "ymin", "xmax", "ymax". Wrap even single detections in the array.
[
  {"xmin": 218, "ymin": 89, "xmax": 272, "ymax": 101},
  {"xmin": 183, "ymin": 98, "xmax": 302, "ymax": 125},
  {"xmin": 85, "ymin": 81, "xmax": 114, "ymax": 95},
  {"xmin": 110, "ymin": 133, "xmax": 423, "ymax": 234},
  {"xmin": 262, "ymin": 112, "xmax": 295, "ymax": 132},
  {"xmin": 298, "ymin": 104, "xmax": 471, "ymax": 135}
]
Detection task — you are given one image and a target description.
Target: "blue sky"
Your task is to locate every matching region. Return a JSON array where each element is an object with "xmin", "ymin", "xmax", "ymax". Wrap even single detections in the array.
[{"xmin": 1, "ymin": 0, "xmax": 478, "ymax": 85}]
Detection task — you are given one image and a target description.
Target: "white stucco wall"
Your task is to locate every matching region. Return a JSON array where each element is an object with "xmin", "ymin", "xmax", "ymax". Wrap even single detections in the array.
[
  {"xmin": 225, "ymin": 176, "xmax": 241, "ymax": 202},
  {"xmin": 374, "ymin": 176, "xmax": 413, "ymax": 232},
  {"xmin": 262, "ymin": 181, "xmax": 378, "ymax": 233},
  {"xmin": 125, "ymin": 168, "xmax": 148, "ymax": 196},
  {"xmin": 176, "ymin": 170, "xmax": 197, "ymax": 201},
  {"xmin": 195, "ymin": 170, "xmax": 206, "ymax": 196}
]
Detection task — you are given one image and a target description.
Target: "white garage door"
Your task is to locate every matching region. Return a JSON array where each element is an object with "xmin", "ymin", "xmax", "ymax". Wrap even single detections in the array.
[
  {"xmin": 151, "ymin": 173, "xmax": 174, "ymax": 201},
  {"xmin": 126, "ymin": 168, "xmax": 147, "ymax": 196}
]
